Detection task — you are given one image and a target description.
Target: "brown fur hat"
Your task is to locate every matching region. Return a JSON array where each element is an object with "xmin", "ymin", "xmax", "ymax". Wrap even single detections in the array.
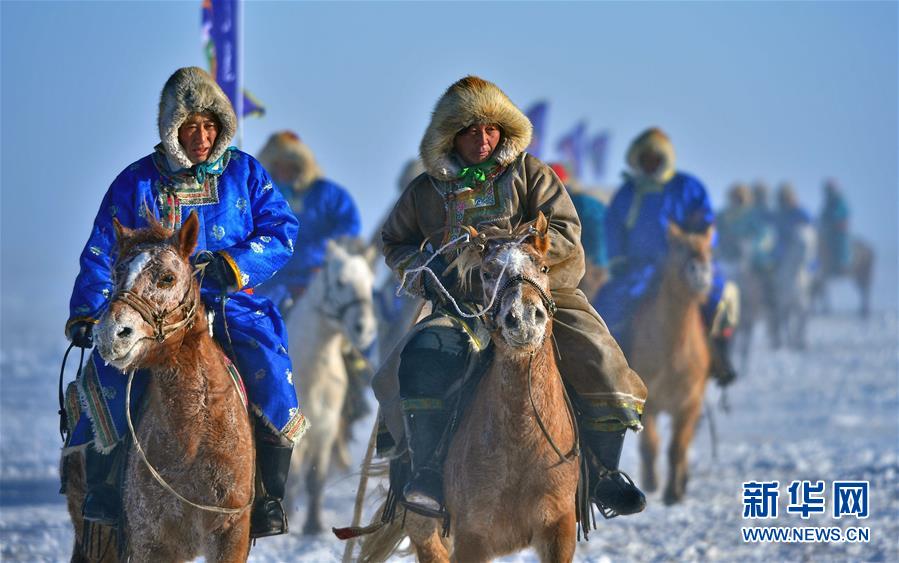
[
  {"xmin": 257, "ymin": 131, "xmax": 323, "ymax": 192},
  {"xmin": 420, "ymin": 76, "xmax": 532, "ymax": 181},
  {"xmin": 626, "ymin": 127, "xmax": 676, "ymax": 183},
  {"xmin": 158, "ymin": 67, "xmax": 237, "ymax": 171}
]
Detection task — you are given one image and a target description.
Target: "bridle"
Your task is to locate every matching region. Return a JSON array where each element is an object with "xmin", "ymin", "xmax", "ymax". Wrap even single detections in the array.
[
  {"xmin": 492, "ymin": 273, "xmax": 557, "ymax": 320},
  {"xmin": 317, "ymin": 261, "xmax": 369, "ymax": 324},
  {"xmin": 111, "ymin": 249, "xmax": 199, "ymax": 343}
]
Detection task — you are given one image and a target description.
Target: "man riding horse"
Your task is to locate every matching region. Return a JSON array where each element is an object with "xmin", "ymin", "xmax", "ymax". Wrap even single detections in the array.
[
  {"xmin": 255, "ymin": 131, "xmax": 362, "ymax": 311},
  {"xmin": 376, "ymin": 76, "xmax": 648, "ymax": 520},
  {"xmin": 64, "ymin": 67, "xmax": 304, "ymax": 539},
  {"xmin": 593, "ymin": 127, "xmax": 740, "ymax": 386}
]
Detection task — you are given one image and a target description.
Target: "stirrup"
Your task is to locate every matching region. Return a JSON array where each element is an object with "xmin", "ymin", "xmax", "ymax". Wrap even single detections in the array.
[
  {"xmin": 250, "ymin": 497, "xmax": 288, "ymax": 539},
  {"xmin": 592, "ymin": 469, "xmax": 645, "ymax": 519}
]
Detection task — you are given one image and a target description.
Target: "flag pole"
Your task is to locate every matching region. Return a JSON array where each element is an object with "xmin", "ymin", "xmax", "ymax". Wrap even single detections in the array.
[{"xmin": 236, "ymin": 0, "xmax": 244, "ymax": 149}]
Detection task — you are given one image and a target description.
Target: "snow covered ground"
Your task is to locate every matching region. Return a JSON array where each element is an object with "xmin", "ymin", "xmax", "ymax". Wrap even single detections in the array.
[{"xmin": 2, "ymin": 306, "xmax": 897, "ymax": 562}]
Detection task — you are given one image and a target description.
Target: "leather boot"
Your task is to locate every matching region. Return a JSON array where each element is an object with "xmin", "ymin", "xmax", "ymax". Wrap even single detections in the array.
[
  {"xmin": 584, "ymin": 429, "xmax": 646, "ymax": 518},
  {"xmin": 82, "ymin": 444, "xmax": 122, "ymax": 525},
  {"xmin": 709, "ymin": 332, "xmax": 737, "ymax": 386},
  {"xmin": 250, "ymin": 442, "xmax": 293, "ymax": 539},
  {"xmin": 401, "ymin": 408, "xmax": 450, "ymax": 516}
]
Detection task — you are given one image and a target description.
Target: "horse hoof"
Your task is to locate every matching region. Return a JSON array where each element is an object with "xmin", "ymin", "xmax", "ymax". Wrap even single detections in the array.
[{"xmin": 663, "ymin": 489, "xmax": 682, "ymax": 505}]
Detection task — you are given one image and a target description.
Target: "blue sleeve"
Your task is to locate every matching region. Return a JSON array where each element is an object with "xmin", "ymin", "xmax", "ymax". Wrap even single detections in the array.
[
  {"xmin": 604, "ymin": 184, "xmax": 630, "ymax": 266},
  {"xmin": 220, "ymin": 156, "xmax": 299, "ymax": 290},
  {"xmin": 328, "ymin": 184, "xmax": 362, "ymax": 239},
  {"xmin": 67, "ymin": 171, "xmax": 138, "ymax": 331},
  {"xmin": 680, "ymin": 174, "xmax": 714, "ymax": 232}
]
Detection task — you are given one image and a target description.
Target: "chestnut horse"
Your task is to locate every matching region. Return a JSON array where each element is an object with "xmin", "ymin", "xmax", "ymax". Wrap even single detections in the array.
[
  {"xmin": 633, "ymin": 224, "xmax": 713, "ymax": 505},
  {"xmin": 62, "ymin": 211, "xmax": 254, "ymax": 562},
  {"xmin": 360, "ymin": 212, "xmax": 580, "ymax": 563}
]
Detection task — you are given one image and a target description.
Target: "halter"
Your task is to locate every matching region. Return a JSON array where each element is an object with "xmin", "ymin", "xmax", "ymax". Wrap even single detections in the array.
[
  {"xmin": 111, "ymin": 250, "xmax": 199, "ymax": 343},
  {"xmin": 317, "ymin": 261, "xmax": 368, "ymax": 323},
  {"xmin": 493, "ymin": 274, "xmax": 557, "ymax": 320}
]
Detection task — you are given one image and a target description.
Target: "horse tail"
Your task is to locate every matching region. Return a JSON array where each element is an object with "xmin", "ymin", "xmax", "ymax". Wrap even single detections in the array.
[{"xmin": 355, "ymin": 498, "xmax": 409, "ymax": 563}]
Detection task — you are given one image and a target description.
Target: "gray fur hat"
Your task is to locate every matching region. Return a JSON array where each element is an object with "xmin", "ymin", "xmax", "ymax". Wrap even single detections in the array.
[
  {"xmin": 158, "ymin": 67, "xmax": 237, "ymax": 171},
  {"xmin": 420, "ymin": 76, "xmax": 532, "ymax": 181}
]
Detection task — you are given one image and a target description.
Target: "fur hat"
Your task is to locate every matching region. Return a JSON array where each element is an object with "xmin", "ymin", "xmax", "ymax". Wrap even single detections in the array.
[
  {"xmin": 626, "ymin": 127, "xmax": 676, "ymax": 184},
  {"xmin": 257, "ymin": 131, "xmax": 323, "ymax": 192},
  {"xmin": 420, "ymin": 76, "xmax": 532, "ymax": 181},
  {"xmin": 158, "ymin": 67, "xmax": 237, "ymax": 171}
]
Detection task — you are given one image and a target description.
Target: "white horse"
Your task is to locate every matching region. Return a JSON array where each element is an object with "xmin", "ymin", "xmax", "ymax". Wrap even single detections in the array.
[
  {"xmin": 285, "ymin": 238, "xmax": 378, "ymax": 535},
  {"xmin": 772, "ymin": 224, "xmax": 817, "ymax": 350}
]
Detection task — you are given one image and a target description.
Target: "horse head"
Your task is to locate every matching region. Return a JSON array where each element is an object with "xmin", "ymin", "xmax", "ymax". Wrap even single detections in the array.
[
  {"xmin": 95, "ymin": 211, "xmax": 203, "ymax": 371},
  {"xmin": 460, "ymin": 211, "xmax": 554, "ymax": 355},
  {"xmin": 319, "ymin": 237, "xmax": 378, "ymax": 352},
  {"xmin": 665, "ymin": 222, "xmax": 714, "ymax": 300}
]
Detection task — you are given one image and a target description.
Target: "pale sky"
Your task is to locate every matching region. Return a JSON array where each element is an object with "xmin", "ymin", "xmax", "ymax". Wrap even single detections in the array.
[{"xmin": 2, "ymin": 0, "xmax": 896, "ymax": 344}]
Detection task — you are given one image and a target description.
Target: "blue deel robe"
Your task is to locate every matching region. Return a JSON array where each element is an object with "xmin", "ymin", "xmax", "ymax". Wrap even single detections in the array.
[
  {"xmin": 773, "ymin": 206, "xmax": 814, "ymax": 263},
  {"xmin": 568, "ymin": 190, "xmax": 609, "ymax": 268},
  {"xmin": 819, "ymin": 194, "xmax": 850, "ymax": 273},
  {"xmin": 593, "ymin": 172, "xmax": 726, "ymax": 348},
  {"xmin": 257, "ymin": 178, "xmax": 361, "ymax": 307},
  {"xmin": 65, "ymin": 147, "xmax": 305, "ymax": 451}
]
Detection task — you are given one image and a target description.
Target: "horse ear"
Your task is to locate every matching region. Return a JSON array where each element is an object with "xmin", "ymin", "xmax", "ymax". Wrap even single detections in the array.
[
  {"xmin": 112, "ymin": 217, "xmax": 134, "ymax": 246},
  {"xmin": 702, "ymin": 226, "xmax": 715, "ymax": 246},
  {"xmin": 363, "ymin": 243, "xmax": 380, "ymax": 269},
  {"xmin": 177, "ymin": 211, "xmax": 200, "ymax": 258},
  {"xmin": 532, "ymin": 211, "xmax": 551, "ymax": 256}
]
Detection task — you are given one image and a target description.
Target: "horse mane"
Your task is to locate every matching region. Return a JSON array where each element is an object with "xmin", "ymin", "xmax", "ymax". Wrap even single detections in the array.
[{"xmin": 113, "ymin": 205, "xmax": 176, "ymax": 255}]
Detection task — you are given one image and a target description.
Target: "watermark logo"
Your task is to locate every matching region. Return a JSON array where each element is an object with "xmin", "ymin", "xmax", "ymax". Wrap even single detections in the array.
[{"xmin": 741, "ymin": 480, "xmax": 870, "ymax": 543}]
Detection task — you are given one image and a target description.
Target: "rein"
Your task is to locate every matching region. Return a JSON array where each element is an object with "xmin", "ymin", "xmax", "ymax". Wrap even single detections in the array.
[
  {"xmin": 124, "ymin": 370, "xmax": 253, "ymax": 516},
  {"xmin": 526, "ymin": 349, "xmax": 579, "ymax": 464}
]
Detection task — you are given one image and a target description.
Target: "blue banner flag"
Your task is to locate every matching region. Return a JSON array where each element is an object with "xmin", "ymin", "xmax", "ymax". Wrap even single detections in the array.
[
  {"xmin": 524, "ymin": 101, "xmax": 549, "ymax": 159},
  {"xmin": 202, "ymin": 0, "xmax": 265, "ymax": 118},
  {"xmin": 555, "ymin": 120, "xmax": 587, "ymax": 180},
  {"xmin": 589, "ymin": 131, "xmax": 610, "ymax": 180}
]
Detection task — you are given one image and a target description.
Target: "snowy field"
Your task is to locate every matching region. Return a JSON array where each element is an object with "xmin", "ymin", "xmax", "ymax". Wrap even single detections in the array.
[{"xmin": 2, "ymin": 305, "xmax": 897, "ymax": 562}]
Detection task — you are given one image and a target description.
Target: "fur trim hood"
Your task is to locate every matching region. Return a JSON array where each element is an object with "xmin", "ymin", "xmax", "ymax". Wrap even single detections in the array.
[
  {"xmin": 420, "ymin": 76, "xmax": 532, "ymax": 181},
  {"xmin": 257, "ymin": 131, "xmax": 323, "ymax": 192},
  {"xmin": 158, "ymin": 67, "xmax": 237, "ymax": 171},
  {"xmin": 626, "ymin": 127, "xmax": 676, "ymax": 184}
]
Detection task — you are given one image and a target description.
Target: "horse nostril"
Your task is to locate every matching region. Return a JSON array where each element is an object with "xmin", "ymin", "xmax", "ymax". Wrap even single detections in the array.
[
  {"xmin": 534, "ymin": 308, "xmax": 546, "ymax": 322},
  {"xmin": 117, "ymin": 326, "xmax": 133, "ymax": 339},
  {"xmin": 355, "ymin": 321, "xmax": 365, "ymax": 334},
  {"xmin": 504, "ymin": 311, "xmax": 519, "ymax": 328}
]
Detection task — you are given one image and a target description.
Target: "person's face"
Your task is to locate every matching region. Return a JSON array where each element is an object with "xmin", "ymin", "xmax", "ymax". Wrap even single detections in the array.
[
  {"xmin": 453, "ymin": 124, "xmax": 501, "ymax": 165},
  {"xmin": 178, "ymin": 112, "xmax": 220, "ymax": 164},
  {"xmin": 637, "ymin": 149, "xmax": 663, "ymax": 176},
  {"xmin": 269, "ymin": 160, "xmax": 301, "ymax": 187}
]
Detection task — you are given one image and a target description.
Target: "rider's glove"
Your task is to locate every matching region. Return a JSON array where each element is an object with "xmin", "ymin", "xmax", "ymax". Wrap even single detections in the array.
[
  {"xmin": 421, "ymin": 253, "xmax": 457, "ymax": 304},
  {"xmin": 194, "ymin": 250, "xmax": 237, "ymax": 290},
  {"xmin": 66, "ymin": 321, "xmax": 94, "ymax": 349}
]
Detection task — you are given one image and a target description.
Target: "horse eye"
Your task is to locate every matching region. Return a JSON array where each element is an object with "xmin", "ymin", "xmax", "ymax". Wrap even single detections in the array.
[
  {"xmin": 541, "ymin": 265, "xmax": 550, "ymax": 274},
  {"xmin": 157, "ymin": 274, "xmax": 175, "ymax": 288}
]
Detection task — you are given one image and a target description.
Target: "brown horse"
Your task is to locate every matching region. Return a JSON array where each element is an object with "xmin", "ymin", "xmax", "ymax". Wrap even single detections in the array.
[
  {"xmin": 62, "ymin": 211, "xmax": 254, "ymax": 562},
  {"xmin": 360, "ymin": 212, "xmax": 580, "ymax": 562},
  {"xmin": 633, "ymin": 224, "xmax": 713, "ymax": 505}
]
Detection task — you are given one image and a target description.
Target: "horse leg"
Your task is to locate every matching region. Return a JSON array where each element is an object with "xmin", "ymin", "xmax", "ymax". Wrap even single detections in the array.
[
  {"xmin": 663, "ymin": 402, "xmax": 702, "ymax": 505},
  {"xmin": 206, "ymin": 514, "xmax": 251, "ymax": 563},
  {"xmin": 406, "ymin": 513, "xmax": 449, "ymax": 563},
  {"xmin": 639, "ymin": 412, "xmax": 660, "ymax": 493},
  {"xmin": 534, "ymin": 510, "xmax": 577, "ymax": 563},
  {"xmin": 302, "ymin": 454, "xmax": 328, "ymax": 535}
]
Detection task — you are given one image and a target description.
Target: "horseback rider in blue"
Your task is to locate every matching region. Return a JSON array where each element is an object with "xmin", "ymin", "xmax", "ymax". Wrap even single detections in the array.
[
  {"xmin": 817, "ymin": 178, "xmax": 851, "ymax": 276},
  {"xmin": 64, "ymin": 67, "xmax": 306, "ymax": 539},
  {"xmin": 773, "ymin": 182, "xmax": 814, "ymax": 263},
  {"xmin": 593, "ymin": 127, "xmax": 739, "ymax": 386},
  {"xmin": 255, "ymin": 131, "xmax": 362, "ymax": 312}
]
